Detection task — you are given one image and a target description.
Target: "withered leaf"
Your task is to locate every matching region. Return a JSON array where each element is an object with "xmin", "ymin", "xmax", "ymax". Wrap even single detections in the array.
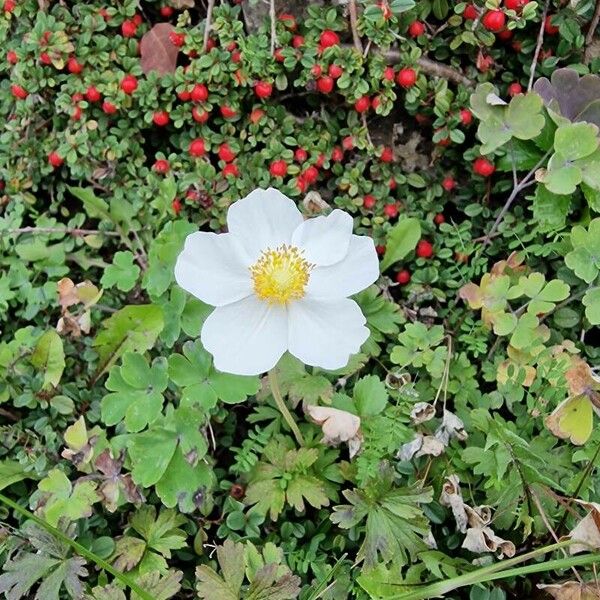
[
  {"xmin": 306, "ymin": 405, "xmax": 362, "ymax": 458},
  {"xmin": 538, "ymin": 581, "xmax": 600, "ymax": 599},
  {"xmin": 141, "ymin": 24, "xmax": 179, "ymax": 76}
]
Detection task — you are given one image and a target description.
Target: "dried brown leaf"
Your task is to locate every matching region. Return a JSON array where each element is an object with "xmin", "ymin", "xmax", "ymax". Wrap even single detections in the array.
[
  {"xmin": 306, "ymin": 405, "xmax": 362, "ymax": 458},
  {"xmin": 538, "ymin": 582, "xmax": 600, "ymax": 599},
  {"xmin": 140, "ymin": 23, "xmax": 179, "ymax": 76}
]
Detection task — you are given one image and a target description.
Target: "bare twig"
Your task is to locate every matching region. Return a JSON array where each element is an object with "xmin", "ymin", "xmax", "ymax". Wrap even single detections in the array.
[
  {"xmin": 584, "ymin": 0, "xmax": 600, "ymax": 63},
  {"xmin": 202, "ymin": 0, "xmax": 216, "ymax": 54},
  {"xmin": 1, "ymin": 226, "xmax": 120, "ymax": 237},
  {"xmin": 527, "ymin": 0, "xmax": 549, "ymax": 91},
  {"xmin": 481, "ymin": 150, "xmax": 551, "ymax": 246},
  {"xmin": 269, "ymin": 0, "xmax": 277, "ymax": 54},
  {"xmin": 349, "ymin": 0, "xmax": 363, "ymax": 52}
]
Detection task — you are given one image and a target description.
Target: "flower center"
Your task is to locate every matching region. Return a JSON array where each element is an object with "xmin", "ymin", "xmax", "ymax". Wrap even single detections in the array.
[{"xmin": 250, "ymin": 244, "xmax": 313, "ymax": 304}]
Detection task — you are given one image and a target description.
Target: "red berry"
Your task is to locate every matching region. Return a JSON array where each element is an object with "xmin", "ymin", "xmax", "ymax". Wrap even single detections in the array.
[
  {"xmin": 292, "ymin": 35, "xmax": 304, "ymax": 48},
  {"xmin": 3, "ymin": 0, "xmax": 15, "ymax": 12},
  {"xmin": 380, "ymin": 147, "xmax": 394, "ymax": 162},
  {"xmin": 132, "ymin": 14, "xmax": 142, "ymax": 25},
  {"xmin": 508, "ymin": 82, "xmax": 522, "ymax": 97},
  {"xmin": 331, "ymin": 146, "xmax": 344, "ymax": 161},
  {"xmin": 316, "ymin": 76, "xmax": 334, "ymax": 94},
  {"xmin": 482, "ymin": 10, "xmax": 506, "ymax": 32},
  {"xmin": 383, "ymin": 66, "xmax": 395, "ymax": 81},
  {"xmin": 442, "ymin": 176, "xmax": 456, "ymax": 191},
  {"xmin": 273, "ymin": 48, "xmax": 285, "ymax": 62},
  {"xmin": 434, "ymin": 213, "xmax": 445, "ymax": 225},
  {"xmin": 295, "ymin": 148, "xmax": 308, "ymax": 163},
  {"xmin": 231, "ymin": 50, "xmax": 242, "ymax": 63},
  {"xmin": 303, "ymin": 165, "xmax": 319, "ymax": 184},
  {"xmin": 458, "ymin": 109, "xmax": 472, "ymax": 126},
  {"xmin": 342, "ymin": 136, "xmax": 354, "ymax": 151},
  {"xmin": 544, "ymin": 15, "xmax": 559, "ymax": 34},
  {"xmin": 153, "ymin": 159, "xmax": 170, "ymax": 174},
  {"xmin": 269, "ymin": 160, "xmax": 288, "ymax": 177},
  {"xmin": 120, "ymin": 74, "xmax": 137, "ymax": 94},
  {"xmin": 169, "ymin": 31, "xmax": 186, "ymax": 46},
  {"xmin": 48, "ymin": 151, "xmax": 63, "ymax": 168},
  {"xmin": 40, "ymin": 52, "xmax": 52, "ymax": 65},
  {"xmin": 191, "ymin": 83, "xmax": 208, "ymax": 102},
  {"xmin": 354, "ymin": 96, "xmax": 370, "ymax": 113},
  {"xmin": 160, "ymin": 5, "xmax": 173, "ymax": 17},
  {"xmin": 10, "ymin": 84, "xmax": 28, "ymax": 100},
  {"xmin": 389, "ymin": 178, "xmax": 397, "ymax": 190},
  {"xmin": 320, "ymin": 30, "xmax": 340, "ymax": 48},
  {"xmin": 371, "ymin": 96, "xmax": 381, "ymax": 110},
  {"xmin": 473, "ymin": 157, "xmax": 495, "ymax": 177},
  {"xmin": 67, "ymin": 57, "xmax": 83, "ymax": 74},
  {"xmin": 396, "ymin": 68, "xmax": 417, "ymax": 88},
  {"xmin": 223, "ymin": 163, "xmax": 239, "ymax": 177},
  {"xmin": 383, "ymin": 203, "xmax": 398, "ymax": 218},
  {"xmin": 220, "ymin": 105, "xmax": 237, "ymax": 119},
  {"xmin": 464, "ymin": 4, "xmax": 478, "ymax": 19},
  {"xmin": 376, "ymin": 244, "xmax": 386, "ymax": 256},
  {"xmin": 121, "ymin": 19, "xmax": 137, "ymax": 37},
  {"xmin": 206, "ymin": 38, "xmax": 217, "ymax": 51},
  {"xmin": 395, "ymin": 270, "xmax": 411, "ymax": 285},
  {"xmin": 71, "ymin": 105, "xmax": 82, "ymax": 120},
  {"xmin": 172, "ymin": 198, "xmax": 182, "ymax": 214},
  {"xmin": 7, "ymin": 50, "xmax": 17, "ymax": 64},
  {"xmin": 504, "ymin": 0, "xmax": 529, "ymax": 9},
  {"xmin": 328, "ymin": 64, "xmax": 343, "ymax": 79},
  {"xmin": 416, "ymin": 240, "xmax": 434, "ymax": 259},
  {"xmin": 408, "ymin": 21, "xmax": 426, "ymax": 37},
  {"xmin": 153, "ymin": 111, "xmax": 170, "ymax": 126},
  {"xmin": 279, "ymin": 13, "xmax": 297, "ymax": 30},
  {"xmin": 497, "ymin": 28, "xmax": 513, "ymax": 41},
  {"xmin": 250, "ymin": 108, "xmax": 265, "ymax": 123},
  {"xmin": 86, "ymin": 85, "xmax": 101, "ymax": 102},
  {"xmin": 254, "ymin": 81, "xmax": 273, "ymax": 99},
  {"xmin": 218, "ymin": 143, "xmax": 236, "ymax": 163},
  {"xmin": 177, "ymin": 89, "xmax": 191, "ymax": 102},
  {"xmin": 311, "ymin": 64, "xmax": 322, "ymax": 78},
  {"xmin": 191, "ymin": 106, "xmax": 209, "ymax": 123},
  {"xmin": 189, "ymin": 138, "xmax": 206, "ymax": 157},
  {"xmin": 102, "ymin": 101, "xmax": 117, "ymax": 114},
  {"xmin": 363, "ymin": 194, "xmax": 376, "ymax": 209}
]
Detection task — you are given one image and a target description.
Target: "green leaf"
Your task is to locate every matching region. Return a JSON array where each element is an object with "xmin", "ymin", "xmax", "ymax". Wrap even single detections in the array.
[
  {"xmin": 93, "ymin": 304, "xmax": 164, "ymax": 377},
  {"xmin": 565, "ymin": 218, "xmax": 600, "ymax": 283},
  {"xmin": 532, "ymin": 185, "xmax": 570, "ymax": 231},
  {"xmin": 68, "ymin": 186, "xmax": 111, "ymax": 221},
  {"xmin": 330, "ymin": 465, "xmax": 433, "ymax": 569},
  {"xmin": 0, "ymin": 459, "xmax": 33, "ymax": 491},
  {"xmin": 275, "ymin": 353, "xmax": 333, "ymax": 405},
  {"xmin": 101, "ymin": 251, "xmax": 140, "ymax": 292},
  {"xmin": 168, "ymin": 340, "xmax": 260, "ymax": 410},
  {"xmin": 353, "ymin": 375, "xmax": 388, "ymax": 417},
  {"xmin": 34, "ymin": 469, "xmax": 98, "ymax": 527},
  {"xmin": 583, "ymin": 287, "xmax": 600, "ymax": 324},
  {"xmin": 129, "ymin": 429, "xmax": 178, "ymax": 488},
  {"xmin": 31, "ymin": 330, "xmax": 65, "ymax": 389},
  {"xmin": 554, "ymin": 122, "xmax": 599, "ymax": 160},
  {"xmin": 102, "ymin": 353, "xmax": 168, "ymax": 432},
  {"xmin": 510, "ymin": 313, "xmax": 540, "ymax": 350},
  {"xmin": 381, "ymin": 218, "xmax": 421, "ymax": 271},
  {"xmin": 142, "ymin": 220, "xmax": 196, "ymax": 298}
]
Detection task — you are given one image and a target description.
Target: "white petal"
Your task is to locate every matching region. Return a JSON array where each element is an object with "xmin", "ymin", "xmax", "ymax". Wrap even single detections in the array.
[
  {"xmin": 227, "ymin": 188, "xmax": 304, "ymax": 261},
  {"xmin": 291, "ymin": 209, "xmax": 353, "ymax": 266},
  {"xmin": 201, "ymin": 296, "xmax": 287, "ymax": 376},
  {"xmin": 175, "ymin": 232, "xmax": 252, "ymax": 307},
  {"xmin": 288, "ymin": 297, "xmax": 369, "ymax": 370},
  {"xmin": 306, "ymin": 235, "xmax": 379, "ymax": 298}
]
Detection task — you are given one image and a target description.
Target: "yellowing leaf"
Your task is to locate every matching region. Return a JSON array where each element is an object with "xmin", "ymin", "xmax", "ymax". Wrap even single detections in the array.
[
  {"xmin": 31, "ymin": 330, "xmax": 65, "ymax": 389},
  {"xmin": 545, "ymin": 396, "xmax": 594, "ymax": 445}
]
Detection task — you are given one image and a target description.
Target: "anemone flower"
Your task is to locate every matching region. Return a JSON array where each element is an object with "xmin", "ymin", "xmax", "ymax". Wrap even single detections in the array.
[{"xmin": 174, "ymin": 187, "xmax": 379, "ymax": 377}]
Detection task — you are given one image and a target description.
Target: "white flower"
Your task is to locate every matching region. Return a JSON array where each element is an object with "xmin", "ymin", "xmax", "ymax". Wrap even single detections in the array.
[{"xmin": 174, "ymin": 188, "xmax": 379, "ymax": 376}]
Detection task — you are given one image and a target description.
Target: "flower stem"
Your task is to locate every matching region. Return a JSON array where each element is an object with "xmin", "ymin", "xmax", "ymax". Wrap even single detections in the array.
[{"xmin": 268, "ymin": 368, "xmax": 305, "ymax": 446}]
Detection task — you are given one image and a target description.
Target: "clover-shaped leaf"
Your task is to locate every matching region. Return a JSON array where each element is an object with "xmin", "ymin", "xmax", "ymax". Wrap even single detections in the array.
[
  {"xmin": 102, "ymin": 353, "xmax": 168, "ymax": 432},
  {"xmin": 516, "ymin": 273, "xmax": 570, "ymax": 315},
  {"xmin": 583, "ymin": 287, "xmax": 600, "ymax": 325},
  {"xmin": 565, "ymin": 218, "xmax": 600, "ymax": 283},
  {"xmin": 476, "ymin": 92, "xmax": 545, "ymax": 154},
  {"xmin": 168, "ymin": 339, "xmax": 260, "ymax": 410},
  {"xmin": 101, "ymin": 251, "xmax": 140, "ymax": 292},
  {"xmin": 533, "ymin": 68, "xmax": 600, "ymax": 128},
  {"xmin": 554, "ymin": 122, "xmax": 599, "ymax": 160}
]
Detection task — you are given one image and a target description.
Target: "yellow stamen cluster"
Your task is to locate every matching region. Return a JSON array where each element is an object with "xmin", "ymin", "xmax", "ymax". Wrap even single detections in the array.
[{"xmin": 250, "ymin": 244, "xmax": 313, "ymax": 304}]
